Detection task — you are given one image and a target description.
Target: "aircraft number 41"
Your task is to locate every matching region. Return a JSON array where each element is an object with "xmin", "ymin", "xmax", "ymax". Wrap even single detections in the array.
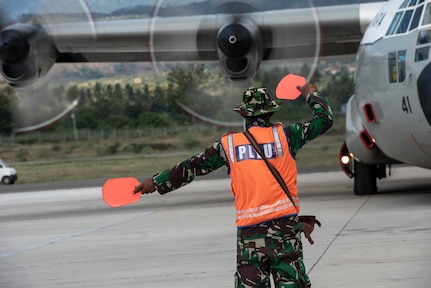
[{"xmin": 402, "ymin": 96, "xmax": 412, "ymax": 114}]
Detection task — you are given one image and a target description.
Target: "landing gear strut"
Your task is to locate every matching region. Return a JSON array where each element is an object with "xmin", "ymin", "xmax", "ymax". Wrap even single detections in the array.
[{"xmin": 353, "ymin": 161, "xmax": 386, "ymax": 195}]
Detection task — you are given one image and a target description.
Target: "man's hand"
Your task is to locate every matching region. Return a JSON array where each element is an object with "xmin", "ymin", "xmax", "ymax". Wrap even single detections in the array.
[
  {"xmin": 297, "ymin": 83, "xmax": 316, "ymax": 98},
  {"xmin": 133, "ymin": 177, "xmax": 157, "ymax": 194},
  {"xmin": 299, "ymin": 215, "xmax": 321, "ymax": 245}
]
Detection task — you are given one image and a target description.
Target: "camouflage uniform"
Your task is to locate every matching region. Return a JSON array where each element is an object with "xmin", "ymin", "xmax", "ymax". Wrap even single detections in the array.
[
  {"xmin": 152, "ymin": 87, "xmax": 333, "ymax": 287},
  {"xmin": 235, "ymin": 216, "xmax": 310, "ymax": 288}
]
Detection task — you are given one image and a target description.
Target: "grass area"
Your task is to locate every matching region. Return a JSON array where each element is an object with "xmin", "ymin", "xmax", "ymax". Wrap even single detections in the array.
[
  {"xmin": 9, "ymin": 134, "xmax": 343, "ymax": 184},
  {"xmin": 12, "ymin": 154, "xmax": 193, "ymax": 183},
  {"xmin": 2, "ymin": 115, "xmax": 345, "ymax": 184}
]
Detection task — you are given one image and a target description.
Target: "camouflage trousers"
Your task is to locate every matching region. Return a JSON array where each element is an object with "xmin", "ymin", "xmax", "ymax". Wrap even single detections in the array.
[{"xmin": 235, "ymin": 216, "xmax": 311, "ymax": 288}]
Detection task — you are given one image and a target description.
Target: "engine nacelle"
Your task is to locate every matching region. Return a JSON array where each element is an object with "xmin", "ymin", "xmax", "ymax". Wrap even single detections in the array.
[
  {"xmin": 0, "ymin": 23, "xmax": 57, "ymax": 88},
  {"xmin": 216, "ymin": 18, "xmax": 263, "ymax": 81}
]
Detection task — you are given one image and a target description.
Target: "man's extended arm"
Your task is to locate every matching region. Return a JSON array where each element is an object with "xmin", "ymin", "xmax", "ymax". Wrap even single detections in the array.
[{"xmin": 134, "ymin": 141, "xmax": 226, "ymax": 195}]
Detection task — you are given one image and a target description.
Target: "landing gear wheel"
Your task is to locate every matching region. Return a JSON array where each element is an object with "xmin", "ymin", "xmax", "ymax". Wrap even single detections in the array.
[{"xmin": 353, "ymin": 160, "xmax": 377, "ymax": 195}]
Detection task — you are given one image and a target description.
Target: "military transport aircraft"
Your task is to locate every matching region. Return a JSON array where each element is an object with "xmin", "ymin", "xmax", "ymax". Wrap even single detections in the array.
[{"xmin": 0, "ymin": 0, "xmax": 430, "ymax": 195}]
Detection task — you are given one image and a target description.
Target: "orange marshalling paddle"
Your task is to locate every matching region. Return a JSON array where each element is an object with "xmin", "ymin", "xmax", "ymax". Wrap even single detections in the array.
[
  {"xmin": 275, "ymin": 74, "xmax": 306, "ymax": 100},
  {"xmin": 102, "ymin": 177, "xmax": 141, "ymax": 208}
]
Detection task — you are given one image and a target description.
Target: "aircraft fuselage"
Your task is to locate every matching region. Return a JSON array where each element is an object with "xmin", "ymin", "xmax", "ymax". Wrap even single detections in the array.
[{"xmin": 348, "ymin": 0, "xmax": 431, "ymax": 170}]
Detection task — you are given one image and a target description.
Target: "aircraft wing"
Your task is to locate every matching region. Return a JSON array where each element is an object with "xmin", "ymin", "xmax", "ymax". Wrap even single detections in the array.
[
  {"xmin": 52, "ymin": 3, "xmax": 385, "ymax": 63},
  {"xmin": 1, "ymin": 2, "xmax": 385, "ymax": 86}
]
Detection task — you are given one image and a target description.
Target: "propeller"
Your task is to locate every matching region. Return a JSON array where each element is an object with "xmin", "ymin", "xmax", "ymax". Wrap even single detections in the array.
[
  {"xmin": 150, "ymin": 0, "xmax": 321, "ymax": 126},
  {"xmin": 0, "ymin": 0, "xmax": 95, "ymax": 133}
]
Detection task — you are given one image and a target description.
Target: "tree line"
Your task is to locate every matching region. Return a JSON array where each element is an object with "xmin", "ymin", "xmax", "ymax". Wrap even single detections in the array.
[{"xmin": 0, "ymin": 63, "xmax": 354, "ymax": 135}]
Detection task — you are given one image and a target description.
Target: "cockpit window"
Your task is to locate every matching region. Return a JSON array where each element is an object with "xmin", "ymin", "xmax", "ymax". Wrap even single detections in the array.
[
  {"xmin": 400, "ymin": 0, "xmax": 410, "ymax": 8},
  {"xmin": 398, "ymin": 51, "xmax": 406, "ymax": 82},
  {"xmin": 418, "ymin": 29, "xmax": 431, "ymax": 44},
  {"xmin": 397, "ymin": 9, "xmax": 414, "ymax": 33},
  {"xmin": 388, "ymin": 52, "xmax": 398, "ymax": 83},
  {"xmin": 388, "ymin": 0, "xmax": 427, "ymax": 35},
  {"xmin": 387, "ymin": 12, "xmax": 403, "ymax": 35},
  {"xmin": 415, "ymin": 46, "xmax": 430, "ymax": 61},
  {"xmin": 388, "ymin": 50, "xmax": 407, "ymax": 83},
  {"xmin": 410, "ymin": 5, "xmax": 424, "ymax": 30},
  {"xmin": 400, "ymin": 0, "xmax": 419, "ymax": 8},
  {"xmin": 416, "ymin": 29, "xmax": 431, "ymax": 62},
  {"xmin": 422, "ymin": 3, "xmax": 431, "ymax": 25}
]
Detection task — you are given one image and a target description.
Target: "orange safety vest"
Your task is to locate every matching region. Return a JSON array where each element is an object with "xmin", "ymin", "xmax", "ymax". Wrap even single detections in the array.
[{"xmin": 221, "ymin": 123, "xmax": 300, "ymax": 227}]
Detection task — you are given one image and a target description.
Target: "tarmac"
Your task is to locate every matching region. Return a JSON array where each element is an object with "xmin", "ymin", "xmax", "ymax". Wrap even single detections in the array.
[{"xmin": 1, "ymin": 165, "xmax": 430, "ymax": 287}]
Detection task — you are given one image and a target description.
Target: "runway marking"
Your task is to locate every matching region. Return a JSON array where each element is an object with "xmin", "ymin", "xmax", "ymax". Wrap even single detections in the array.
[
  {"xmin": 308, "ymin": 197, "xmax": 371, "ymax": 272},
  {"xmin": 0, "ymin": 211, "xmax": 153, "ymax": 259}
]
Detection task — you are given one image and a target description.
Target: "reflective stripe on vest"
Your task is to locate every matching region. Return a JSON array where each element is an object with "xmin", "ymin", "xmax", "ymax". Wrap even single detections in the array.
[
  {"xmin": 272, "ymin": 126, "xmax": 283, "ymax": 157},
  {"xmin": 236, "ymin": 197, "xmax": 299, "ymax": 220},
  {"xmin": 227, "ymin": 134, "xmax": 235, "ymax": 163}
]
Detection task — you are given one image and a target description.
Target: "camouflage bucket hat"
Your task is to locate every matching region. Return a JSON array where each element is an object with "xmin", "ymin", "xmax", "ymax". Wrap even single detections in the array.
[{"xmin": 234, "ymin": 87, "xmax": 281, "ymax": 117}]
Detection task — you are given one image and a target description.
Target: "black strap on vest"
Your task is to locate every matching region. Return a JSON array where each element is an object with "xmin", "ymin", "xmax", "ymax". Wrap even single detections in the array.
[{"xmin": 243, "ymin": 130, "xmax": 296, "ymax": 207}]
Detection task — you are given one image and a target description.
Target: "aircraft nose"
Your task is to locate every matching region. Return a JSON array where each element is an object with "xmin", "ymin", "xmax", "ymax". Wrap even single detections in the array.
[{"xmin": 417, "ymin": 63, "xmax": 431, "ymax": 126}]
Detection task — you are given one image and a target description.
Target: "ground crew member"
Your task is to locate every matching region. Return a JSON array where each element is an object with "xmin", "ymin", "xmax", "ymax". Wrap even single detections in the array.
[{"xmin": 134, "ymin": 83, "xmax": 333, "ymax": 287}]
